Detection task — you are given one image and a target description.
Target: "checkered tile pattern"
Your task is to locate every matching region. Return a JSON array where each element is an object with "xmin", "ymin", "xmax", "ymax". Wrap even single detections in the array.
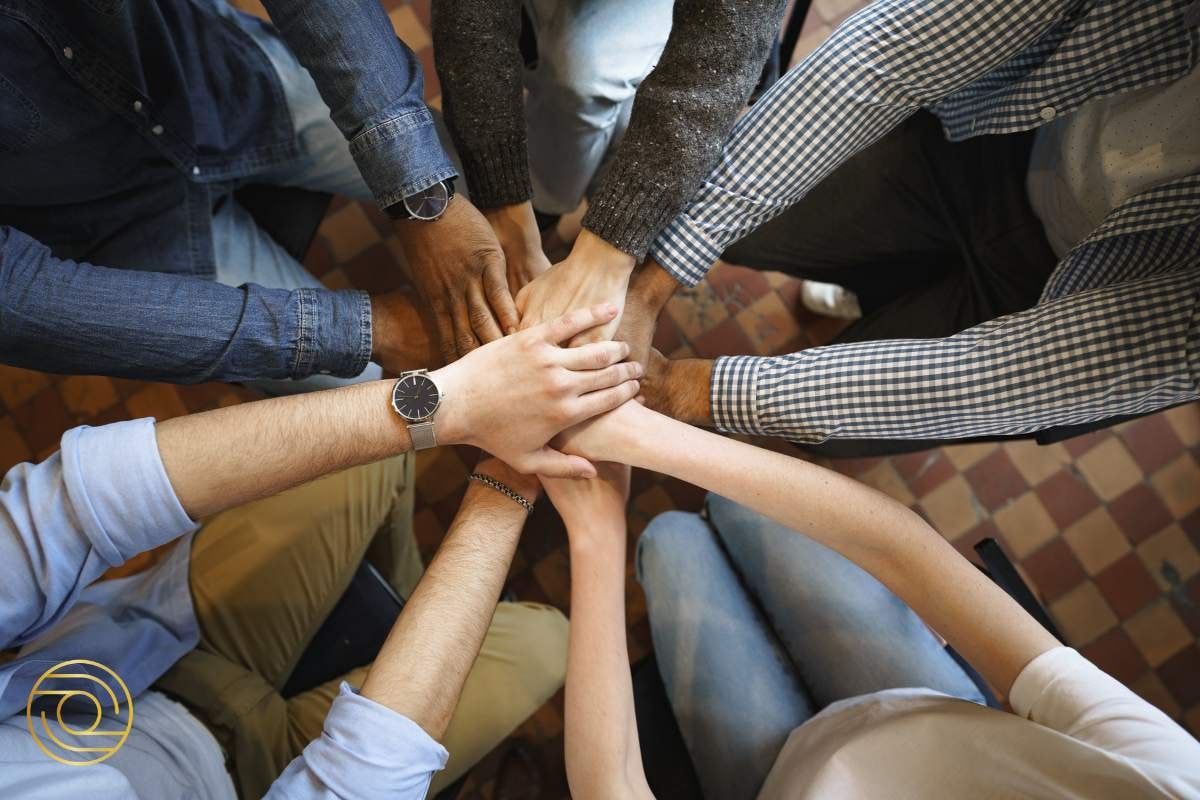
[{"xmin": 2, "ymin": 1, "xmax": 1195, "ymax": 796}]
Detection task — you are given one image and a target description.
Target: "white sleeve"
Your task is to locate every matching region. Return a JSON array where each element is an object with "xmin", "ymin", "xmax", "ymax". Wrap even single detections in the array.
[{"xmin": 1009, "ymin": 647, "xmax": 1200, "ymax": 798}]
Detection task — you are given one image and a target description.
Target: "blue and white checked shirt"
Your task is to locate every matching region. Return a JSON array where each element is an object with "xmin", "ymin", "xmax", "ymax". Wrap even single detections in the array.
[{"xmin": 651, "ymin": 0, "xmax": 1200, "ymax": 442}]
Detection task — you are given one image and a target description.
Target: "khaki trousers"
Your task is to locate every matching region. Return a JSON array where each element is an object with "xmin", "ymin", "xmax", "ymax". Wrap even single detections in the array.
[{"xmin": 155, "ymin": 455, "xmax": 568, "ymax": 798}]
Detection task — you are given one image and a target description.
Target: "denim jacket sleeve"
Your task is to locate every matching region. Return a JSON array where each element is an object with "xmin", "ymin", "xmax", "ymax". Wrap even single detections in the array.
[
  {"xmin": 260, "ymin": 0, "xmax": 457, "ymax": 209},
  {"xmin": 0, "ymin": 227, "xmax": 371, "ymax": 383}
]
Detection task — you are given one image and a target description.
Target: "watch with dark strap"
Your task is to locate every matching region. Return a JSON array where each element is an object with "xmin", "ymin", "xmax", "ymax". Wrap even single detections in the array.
[{"xmin": 385, "ymin": 177, "xmax": 457, "ymax": 221}]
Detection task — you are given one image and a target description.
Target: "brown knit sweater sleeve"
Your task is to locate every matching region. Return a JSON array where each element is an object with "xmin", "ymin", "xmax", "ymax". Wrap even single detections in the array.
[
  {"xmin": 585, "ymin": 0, "xmax": 787, "ymax": 259},
  {"xmin": 431, "ymin": 0, "xmax": 532, "ymax": 208}
]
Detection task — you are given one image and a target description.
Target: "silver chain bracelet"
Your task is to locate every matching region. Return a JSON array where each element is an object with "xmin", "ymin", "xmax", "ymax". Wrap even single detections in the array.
[{"xmin": 468, "ymin": 473, "xmax": 535, "ymax": 514}]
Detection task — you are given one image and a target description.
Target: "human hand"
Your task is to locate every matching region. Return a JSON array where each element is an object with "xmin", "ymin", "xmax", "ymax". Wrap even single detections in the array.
[
  {"xmin": 483, "ymin": 202, "xmax": 553, "ymax": 296},
  {"xmin": 614, "ymin": 258, "xmax": 679, "ymax": 371},
  {"xmin": 431, "ymin": 303, "xmax": 643, "ymax": 478},
  {"xmin": 371, "ymin": 289, "xmax": 442, "ymax": 375},
  {"xmin": 394, "ymin": 196, "xmax": 519, "ymax": 362},
  {"xmin": 542, "ymin": 462, "xmax": 630, "ymax": 535},
  {"xmin": 642, "ymin": 350, "xmax": 714, "ymax": 426},
  {"xmin": 515, "ymin": 229, "xmax": 636, "ymax": 346},
  {"xmin": 551, "ymin": 399, "xmax": 652, "ymax": 466}
]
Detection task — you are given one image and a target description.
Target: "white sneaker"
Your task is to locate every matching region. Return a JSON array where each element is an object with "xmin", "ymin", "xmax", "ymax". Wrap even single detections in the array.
[{"xmin": 800, "ymin": 280, "xmax": 862, "ymax": 320}]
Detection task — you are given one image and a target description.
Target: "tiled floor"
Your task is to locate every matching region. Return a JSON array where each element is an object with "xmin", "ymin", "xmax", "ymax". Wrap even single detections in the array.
[{"xmin": 3, "ymin": 0, "xmax": 1197, "ymax": 797}]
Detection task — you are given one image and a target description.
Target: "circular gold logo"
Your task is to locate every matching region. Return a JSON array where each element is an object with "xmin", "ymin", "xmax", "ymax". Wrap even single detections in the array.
[{"xmin": 25, "ymin": 659, "xmax": 134, "ymax": 766}]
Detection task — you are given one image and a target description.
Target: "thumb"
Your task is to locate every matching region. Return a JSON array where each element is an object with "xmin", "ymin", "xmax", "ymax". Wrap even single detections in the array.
[{"xmin": 523, "ymin": 446, "xmax": 598, "ymax": 479}]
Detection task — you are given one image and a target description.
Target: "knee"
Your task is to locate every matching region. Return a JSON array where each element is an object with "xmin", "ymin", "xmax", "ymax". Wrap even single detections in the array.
[
  {"xmin": 535, "ymin": 31, "xmax": 637, "ymax": 107},
  {"xmin": 636, "ymin": 510, "xmax": 708, "ymax": 585}
]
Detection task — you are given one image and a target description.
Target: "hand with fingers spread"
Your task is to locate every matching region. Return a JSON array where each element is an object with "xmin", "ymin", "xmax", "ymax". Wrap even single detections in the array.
[
  {"xmin": 515, "ymin": 229, "xmax": 636, "ymax": 347},
  {"xmin": 430, "ymin": 303, "xmax": 643, "ymax": 478},
  {"xmin": 484, "ymin": 201, "xmax": 553, "ymax": 297},
  {"xmin": 395, "ymin": 196, "xmax": 520, "ymax": 362}
]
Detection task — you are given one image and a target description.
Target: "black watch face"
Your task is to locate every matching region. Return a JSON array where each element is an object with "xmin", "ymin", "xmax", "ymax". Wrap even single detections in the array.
[
  {"xmin": 402, "ymin": 181, "xmax": 450, "ymax": 220},
  {"xmin": 392, "ymin": 374, "xmax": 441, "ymax": 421}
]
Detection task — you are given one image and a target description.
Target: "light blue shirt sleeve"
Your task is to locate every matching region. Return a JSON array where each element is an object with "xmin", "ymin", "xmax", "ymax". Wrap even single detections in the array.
[
  {"xmin": 267, "ymin": 683, "xmax": 450, "ymax": 799},
  {"xmin": 0, "ymin": 418, "xmax": 196, "ymax": 650}
]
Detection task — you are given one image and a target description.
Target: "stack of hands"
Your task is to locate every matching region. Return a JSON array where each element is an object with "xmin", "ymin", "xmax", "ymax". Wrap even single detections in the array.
[{"xmin": 373, "ymin": 195, "xmax": 708, "ymax": 512}]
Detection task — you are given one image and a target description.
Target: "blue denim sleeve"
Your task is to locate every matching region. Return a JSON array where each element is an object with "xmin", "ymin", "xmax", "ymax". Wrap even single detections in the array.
[
  {"xmin": 261, "ymin": 0, "xmax": 457, "ymax": 209},
  {"xmin": 266, "ymin": 684, "xmax": 449, "ymax": 800},
  {"xmin": 0, "ymin": 227, "xmax": 370, "ymax": 382}
]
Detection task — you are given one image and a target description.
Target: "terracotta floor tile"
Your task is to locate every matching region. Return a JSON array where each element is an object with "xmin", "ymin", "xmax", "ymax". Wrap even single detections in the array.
[
  {"xmin": 1123, "ymin": 600, "xmax": 1193, "ymax": 667},
  {"xmin": 318, "ymin": 202, "xmax": 380, "ymax": 263},
  {"xmin": 417, "ymin": 47, "xmax": 440, "ymax": 101},
  {"xmin": 860, "ymin": 461, "xmax": 915, "ymax": 509},
  {"xmin": 965, "ymin": 448, "xmax": 1028, "ymax": 511},
  {"xmin": 1130, "ymin": 670, "xmax": 1182, "ymax": 720},
  {"xmin": 1062, "ymin": 507, "xmax": 1131, "ymax": 576},
  {"xmin": 666, "ymin": 285, "xmax": 729, "ymax": 341},
  {"xmin": 1119, "ymin": 413, "xmax": 1186, "ymax": 475},
  {"xmin": 1081, "ymin": 627, "xmax": 1149, "ymax": 685},
  {"xmin": 1062, "ymin": 429, "xmax": 1110, "ymax": 459},
  {"xmin": 706, "ymin": 262, "xmax": 771, "ymax": 315},
  {"xmin": 1136, "ymin": 524, "xmax": 1200, "ymax": 592},
  {"xmin": 906, "ymin": 451, "xmax": 956, "ymax": 498},
  {"xmin": 943, "ymin": 442, "xmax": 997, "ymax": 472},
  {"xmin": 1186, "ymin": 705, "xmax": 1200, "ymax": 739},
  {"xmin": 11, "ymin": 386, "xmax": 73, "ymax": 454},
  {"xmin": 1184, "ymin": 508, "xmax": 1200, "ymax": 553},
  {"xmin": 0, "ymin": 416, "xmax": 32, "ymax": 474},
  {"xmin": 302, "ymin": 236, "xmax": 334, "ymax": 278},
  {"xmin": 57, "ymin": 374, "xmax": 119, "ymax": 418},
  {"xmin": 1034, "ymin": 469, "xmax": 1101, "ymax": 530},
  {"xmin": 1075, "ymin": 437, "xmax": 1143, "ymax": 502},
  {"xmin": 1020, "ymin": 538, "xmax": 1087, "ymax": 604},
  {"xmin": 693, "ymin": 315, "xmax": 758, "ymax": 359},
  {"xmin": 993, "ymin": 491, "xmax": 1059, "ymax": 559},
  {"xmin": 1148, "ymin": 453, "xmax": 1200, "ymax": 519},
  {"xmin": 651, "ymin": 316, "xmax": 683, "ymax": 355},
  {"xmin": 0, "ymin": 365, "xmax": 49, "ymax": 410},
  {"xmin": 125, "ymin": 383, "xmax": 189, "ymax": 422},
  {"xmin": 1173, "ymin": 575, "xmax": 1200, "ymax": 638},
  {"xmin": 1004, "ymin": 439, "xmax": 1070, "ymax": 487},
  {"xmin": 1094, "ymin": 552, "xmax": 1161, "ymax": 620},
  {"xmin": 735, "ymin": 292, "xmax": 803, "ymax": 356},
  {"xmin": 1157, "ymin": 645, "xmax": 1200, "ymax": 709},
  {"xmin": 414, "ymin": 446, "xmax": 467, "ymax": 505},
  {"xmin": 343, "ymin": 242, "xmax": 405, "ymax": 295},
  {"xmin": 320, "ymin": 268, "xmax": 354, "ymax": 291},
  {"xmin": 1165, "ymin": 403, "xmax": 1200, "ymax": 447},
  {"xmin": 1050, "ymin": 582, "xmax": 1118, "ymax": 648},
  {"xmin": 1109, "ymin": 484, "xmax": 1175, "ymax": 545},
  {"xmin": 919, "ymin": 475, "xmax": 983, "ymax": 543}
]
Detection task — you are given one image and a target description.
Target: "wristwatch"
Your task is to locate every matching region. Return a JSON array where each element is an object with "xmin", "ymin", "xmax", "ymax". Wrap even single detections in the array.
[
  {"xmin": 390, "ymin": 370, "xmax": 444, "ymax": 450},
  {"xmin": 384, "ymin": 177, "xmax": 457, "ymax": 221}
]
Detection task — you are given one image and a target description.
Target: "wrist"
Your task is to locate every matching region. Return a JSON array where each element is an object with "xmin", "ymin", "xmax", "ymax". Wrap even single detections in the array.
[
  {"xmin": 566, "ymin": 518, "xmax": 626, "ymax": 553},
  {"xmin": 664, "ymin": 359, "xmax": 713, "ymax": 425},
  {"xmin": 426, "ymin": 362, "xmax": 469, "ymax": 446},
  {"xmin": 571, "ymin": 229, "xmax": 636, "ymax": 277},
  {"xmin": 474, "ymin": 458, "xmax": 541, "ymax": 504},
  {"xmin": 630, "ymin": 258, "xmax": 680, "ymax": 311}
]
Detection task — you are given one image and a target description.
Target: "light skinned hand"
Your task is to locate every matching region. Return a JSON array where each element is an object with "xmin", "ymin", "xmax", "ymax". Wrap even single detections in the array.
[
  {"xmin": 542, "ymin": 462, "xmax": 630, "ymax": 534},
  {"xmin": 431, "ymin": 303, "xmax": 643, "ymax": 478},
  {"xmin": 551, "ymin": 398, "xmax": 653, "ymax": 467},
  {"xmin": 395, "ymin": 196, "xmax": 519, "ymax": 362},
  {"xmin": 515, "ymin": 229, "xmax": 636, "ymax": 347},
  {"xmin": 484, "ymin": 202, "xmax": 553, "ymax": 297}
]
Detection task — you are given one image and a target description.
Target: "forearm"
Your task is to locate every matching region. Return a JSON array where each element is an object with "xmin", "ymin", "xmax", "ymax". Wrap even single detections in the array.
[
  {"xmin": 360, "ymin": 475, "xmax": 530, "ymax": 738},
  {"xmin": 583, "ymin": 0, "xmax": 787, "ymax": 258},
  {"xmin": 613, "ymin": 411, "xmax": 1057, "ymax": 694},
  {"xmin": 432, "ymin": 0, "xmax": 530, "ymax": 208},
  {"xmin": 711, "ymin": 271, "xmax": 1200, "ymax": 442},
  {"xmin": 156, "ymin": 380, "xmax": 407, "ymax": 519},
  {"xmin": 565, "ymin": 525, "xmax": 651, "ymax": 800},
  {"xmin": 0, "ymin": 227, "xmax": 369, "ymax": 383},
  {"xmin": 650, "ymin": 0, "xmax": 1073, "ymax": 285},
  {"xmin": 261, "ymin": 0, "xmax": 454, "ymax": 208}
]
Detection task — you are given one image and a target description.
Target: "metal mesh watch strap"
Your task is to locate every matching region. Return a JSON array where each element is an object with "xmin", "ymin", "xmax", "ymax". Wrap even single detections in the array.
[{"xmin": 408, "ymin": 420, "xmax": 438, "ymax": 451}]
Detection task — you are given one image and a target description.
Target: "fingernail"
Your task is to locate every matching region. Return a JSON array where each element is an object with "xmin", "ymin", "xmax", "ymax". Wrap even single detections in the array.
[
  {"xmin": 604, "ymin": 304, "xmax": 618, "ymax": 315},
  {"xmin": 633, "ymin": 363, "xmax": 644, "ymax": 377}
]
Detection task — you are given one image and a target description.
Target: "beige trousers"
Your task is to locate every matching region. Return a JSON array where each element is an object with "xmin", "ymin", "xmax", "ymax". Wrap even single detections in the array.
[{"xmin": 155, "ymin": 454, "xmax": 568, "ymax": 798}]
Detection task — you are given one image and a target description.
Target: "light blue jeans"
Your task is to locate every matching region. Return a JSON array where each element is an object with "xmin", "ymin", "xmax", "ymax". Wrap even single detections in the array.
[
  {"xmin": 212, "ymin": 15, "xmax": 384, "ymax": 394},
  {"xmin": 523, "ymin": 0, "xmax": 674, "ymax": 215},
  {"xmin": 637, "ymin": 494, "xmax": 986, "ymax": 800}
]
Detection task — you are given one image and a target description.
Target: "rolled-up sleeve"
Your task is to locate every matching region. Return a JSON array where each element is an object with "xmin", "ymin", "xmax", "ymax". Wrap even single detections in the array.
[
  {"xmin": 267, "ymin": 684, "xmax": 449, "ymax": 800},
  {"xmin": 0, "ymin": 419, "xmax": 196, "ymax": 649},
  {"xmin": 261, "ymin": 0, "xmax": 457, "ymax": 209}
]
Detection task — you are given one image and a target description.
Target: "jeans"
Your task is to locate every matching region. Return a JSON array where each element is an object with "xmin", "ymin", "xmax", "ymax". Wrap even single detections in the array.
[
  {"xmin": 212, "ymin": 17, "xmax": 384, "ymax": 394},
  {"xmin": 522, "ymin": 0, "xmax": 674, "ymax": 215},
  {"xmin": 637, "ymin": 494, "xmax": 985, "ymax": 800}
]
